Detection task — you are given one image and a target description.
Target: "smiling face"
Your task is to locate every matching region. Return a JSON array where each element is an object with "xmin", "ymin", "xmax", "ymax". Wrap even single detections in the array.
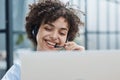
[{"xmin": 36, "ymin": 17, "xmax": 69, "ymax": 51}]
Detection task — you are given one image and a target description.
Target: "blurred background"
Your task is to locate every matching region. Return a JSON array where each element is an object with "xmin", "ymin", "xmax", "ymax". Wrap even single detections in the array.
[{"xmin": 0, "ymin": 0, "xmax": 120, "ymax": 79}]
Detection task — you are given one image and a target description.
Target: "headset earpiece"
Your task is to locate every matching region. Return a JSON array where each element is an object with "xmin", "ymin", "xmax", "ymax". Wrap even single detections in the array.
[{"xmin": 32, "ymin": 26, "xmax": 39, "ymax": 37}]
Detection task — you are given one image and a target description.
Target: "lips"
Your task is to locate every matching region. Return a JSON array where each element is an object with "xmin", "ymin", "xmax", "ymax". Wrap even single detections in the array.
[{"xmin": 45, "ymin": 40, "xmax": 56, "ymax": 48}]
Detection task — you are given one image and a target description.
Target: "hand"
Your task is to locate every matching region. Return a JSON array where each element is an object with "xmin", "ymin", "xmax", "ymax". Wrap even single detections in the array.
[{"xmin": 64, "ymin": 41, "xmax": 85, "ymax": 51}]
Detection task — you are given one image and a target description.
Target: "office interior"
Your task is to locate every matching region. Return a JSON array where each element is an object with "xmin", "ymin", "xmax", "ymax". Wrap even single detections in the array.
[{"xmin": 0, "ymin": 0, "xmax": 120, "ymax": 79}]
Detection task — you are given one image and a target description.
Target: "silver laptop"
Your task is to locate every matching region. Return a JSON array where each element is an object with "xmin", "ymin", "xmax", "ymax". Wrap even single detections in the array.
[{"xmin": 21, "ymin": 50, "xmax": 120, "ymax": 80}]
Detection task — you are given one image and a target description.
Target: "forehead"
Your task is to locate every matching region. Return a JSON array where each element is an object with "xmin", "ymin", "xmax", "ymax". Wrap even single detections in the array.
[{"xmin": 43, "ymin": 17, "xmax": 69, "ymax": 30}]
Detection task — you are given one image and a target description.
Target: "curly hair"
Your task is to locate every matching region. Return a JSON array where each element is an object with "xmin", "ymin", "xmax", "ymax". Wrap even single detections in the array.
[{"xmin": 25, "ymin": 0, "xmax": 83, "ymax": 46}]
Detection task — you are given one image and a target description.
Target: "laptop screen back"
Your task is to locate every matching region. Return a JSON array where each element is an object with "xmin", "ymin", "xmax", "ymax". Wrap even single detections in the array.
[{"xmin": 21, "ymin": 50, "xmax": 120, "ymax": 80}]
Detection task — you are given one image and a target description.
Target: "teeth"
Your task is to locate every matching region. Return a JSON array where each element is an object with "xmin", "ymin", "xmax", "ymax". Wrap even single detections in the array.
[{"xmin": 47, "ymin": 41, "xmax": 55, "ymax": 46}]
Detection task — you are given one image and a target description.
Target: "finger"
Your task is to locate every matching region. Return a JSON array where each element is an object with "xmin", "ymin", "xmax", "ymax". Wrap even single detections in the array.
[
  {"xmin": 73, "ymin": 46, "xmax": 85, "ymax": 51},
  {"xmin": 64, "ymin": 42, "xmax": 76, "ymax": 50},
  {"xmin": 64, "ymin": 42, "xmax": 85, "ymax": 51}
]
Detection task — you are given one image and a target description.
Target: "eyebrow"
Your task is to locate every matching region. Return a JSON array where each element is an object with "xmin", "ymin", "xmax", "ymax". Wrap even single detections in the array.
[{"xmin": 47, "ymin": 23, "xmax": 68, "ymax": 31}]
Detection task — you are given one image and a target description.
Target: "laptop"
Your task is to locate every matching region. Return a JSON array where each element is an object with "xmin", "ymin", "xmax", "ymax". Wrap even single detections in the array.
[{"xmin": 20, "ymin": 50, "xmax": 120, "ymax": 80}]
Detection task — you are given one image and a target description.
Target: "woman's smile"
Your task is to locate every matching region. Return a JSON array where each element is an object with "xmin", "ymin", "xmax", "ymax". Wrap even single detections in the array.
[{"xmin": 45, "ymin": 40, "xmax": 56, "ymax": 48}]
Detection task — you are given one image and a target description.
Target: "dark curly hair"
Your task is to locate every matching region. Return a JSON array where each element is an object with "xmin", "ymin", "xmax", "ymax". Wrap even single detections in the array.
[{"xmin": 25, "ymin": 0, "xmax": 83, "ymax": 46}]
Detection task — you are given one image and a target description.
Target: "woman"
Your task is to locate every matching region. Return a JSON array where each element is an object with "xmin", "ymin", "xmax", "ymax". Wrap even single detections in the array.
[{"xmin": 2, "ymin": 0, "xmax": 84, "ymax": 80}]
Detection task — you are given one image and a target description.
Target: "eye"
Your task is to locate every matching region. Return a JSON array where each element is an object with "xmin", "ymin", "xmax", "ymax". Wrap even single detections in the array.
[
  {"xmin": 59, "ymin": 31, "xmax": 67, "ymax": 36},
  {"xmin": 60, "ymin": 33, "xmax": 66, "ymax": 36},
  {"xmin": 44, "ymin": 26, "xmax": 52, "ymax": 31}
]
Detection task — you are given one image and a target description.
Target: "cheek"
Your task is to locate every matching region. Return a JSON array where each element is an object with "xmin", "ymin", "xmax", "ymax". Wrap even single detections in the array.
[
  {"xmin": 60, "ymin": 36, "xmax": 67, "ymax": 43},
  {"xmin": 36, "ymin": 30, "xmax": 50, "ymax": 41},
  {"xmin": 36, "ymin": 32, "xmax": 41, "ymax": 44},
  {"xmin": 36, "ymin": 29, "xmax": 44, "ymax": 42}
]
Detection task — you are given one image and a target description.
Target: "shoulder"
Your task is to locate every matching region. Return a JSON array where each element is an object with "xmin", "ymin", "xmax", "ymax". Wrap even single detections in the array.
[{"xmin": 1, "ymin": 60, "xmax": 21, "ymax": 80}]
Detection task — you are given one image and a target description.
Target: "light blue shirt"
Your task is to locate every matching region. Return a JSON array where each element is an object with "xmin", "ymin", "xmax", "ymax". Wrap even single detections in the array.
[{"xmin": 1, "ymin": 60, "xmax": 21, "ymax": 80}]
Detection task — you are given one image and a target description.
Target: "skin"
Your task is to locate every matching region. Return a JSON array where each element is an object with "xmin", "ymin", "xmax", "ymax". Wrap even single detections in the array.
[{"xmin": 36, "ymin": 17, "xmax": 84, "ymax": 51}]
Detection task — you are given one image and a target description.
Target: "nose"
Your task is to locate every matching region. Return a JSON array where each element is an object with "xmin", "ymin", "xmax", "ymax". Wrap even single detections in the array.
[{"xmin": 50, "ymin": 31, "xmax": 59, "ymax": 41}]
